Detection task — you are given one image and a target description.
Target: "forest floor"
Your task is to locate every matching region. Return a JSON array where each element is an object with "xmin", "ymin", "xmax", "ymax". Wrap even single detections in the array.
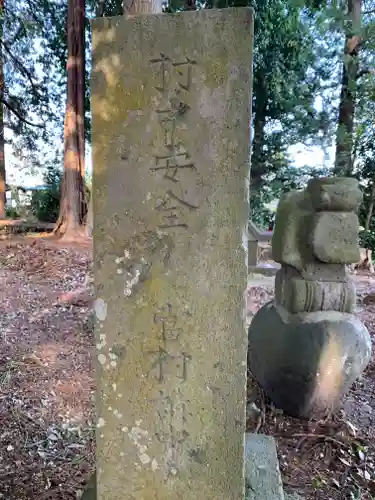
[{"xmin": 0, "ymin": 237, "xmax": 374, "ymax": 499}]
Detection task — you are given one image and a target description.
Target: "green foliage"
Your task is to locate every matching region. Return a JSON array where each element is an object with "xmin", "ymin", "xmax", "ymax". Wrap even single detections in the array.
[
  {"xmin": 30, "ymin": 164, "xmax": 62, "ymax": 223},
  {"xmin": 5, "ymin": 206, "xmax": 21, "ymax": 219},
  {"xmin": 358, "ymin": 229, "xmax": 375, "ymax": 252},
  {"xmin": 251, "ymin": 164, "xmax": 331, "ymax": 229},
  {"xmin": 4, "ymin": 0, "xmax": 61, "ymax": 167},
  {"xmin": 7, "ymin": 0, "xmax": 375, "ymax": 242},
  {"xmin": 202, "ymin": 0, "xmax": 332, "ymax": 190}
]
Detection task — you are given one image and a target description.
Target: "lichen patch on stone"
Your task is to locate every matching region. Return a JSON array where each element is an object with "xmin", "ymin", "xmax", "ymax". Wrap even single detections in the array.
[
  {"xmin": 98, "ymin": 353, "xmax": 107, "ymax": 365},
  {"xmin": 97, "ymin": 417, "xmax": 106, "ymax": 428},
  {"xmin": 94, "ymin": 297, "xmax": 107, "ymax": 321}
]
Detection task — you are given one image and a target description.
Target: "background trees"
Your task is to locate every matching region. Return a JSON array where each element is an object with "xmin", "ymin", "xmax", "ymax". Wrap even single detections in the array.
[
  {"xmin": 0, "ymin": 0, "xmax": 59, "ymax": 218},
  {"xmin": 2, "ymin": 0, "xmax": 375, "ymax": 247},
  {"xmin": 53, "ymin": 0, "xmax": 86, "ymax": 239}
]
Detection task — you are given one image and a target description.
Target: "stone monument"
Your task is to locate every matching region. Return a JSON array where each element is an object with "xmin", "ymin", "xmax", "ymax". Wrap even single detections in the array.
[
  {"xmin": 248, "ymin": 177, "xmax": 372, "ymax": 418},
  {"xmin": 92, "ymin": 8, "xmax": 253, "ymax": 500}
]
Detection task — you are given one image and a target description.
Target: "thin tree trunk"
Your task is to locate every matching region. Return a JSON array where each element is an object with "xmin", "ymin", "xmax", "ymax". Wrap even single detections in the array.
[
  {"xmin": 333, "ymin": 0, "xmax": 362, "ymax": 176},
  {"xmin": 0, "ymin": 0, "xmax": 5, "ymax": 220},
  {"xmin": 55, "ymin": 0, "xmax": 86, "ymax": 239},
  {"xmin": 77, "ymin": 1, "xmax": 85, "ymax": 183},
  {"xmin": 365, "ymin": 182, "xmax": 375, "ymax": 230},
  {"xmin": 185, "ymin": 0, "xmax": 196, "ymax": 10},
  {"xmin": 365, "ymin": 199, "xmax": 374, "ymax": 230},
  {"xmin": 122, "ymin": 0, "xmax": 163, "ymax": 15}
]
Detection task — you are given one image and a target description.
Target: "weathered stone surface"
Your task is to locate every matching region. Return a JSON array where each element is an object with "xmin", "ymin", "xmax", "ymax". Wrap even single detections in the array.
[
  {"xmin": 81, "ymin": 472, "xmax": 96, "ymax": 500},
  {"xmin": 275, "ymin": 265, "xmax": 356, "ymax": 314},
  {"xmin": 249, "ymin": 265, "xmax": 278, "ymax": 277},
  {"xmin": 311, "ymin": 211, "xmax": 360, "ymax": 264},
  {"xmin": 271, "ymin": 191, "xmax": 311, "ymax": 272},
  {"xmin": 245, "ymin": 433, "xmax": 284, "ymax": 500},
  {"xmin": 248, "ymin": 302, "xmax": 372, "ymax": 418},
  {"xmin": 272, "ymin": 177, "xmax": 362, "ymax": 273},
  {"xmin": 92, "ymin": 8, "xmax": 253, "ymax": 500},
  {"xmin": 248, "ymin": 221, "xmax": 272, "ymax": 267},
  {"xmin": 284, "ymin": 493, "xmax": 304, "ymax": 500},
  {"xmin": 306, "ymin": 176, "xmax": 362, "ymax": 212},
  {"xmin": 248, "ymin": 220, "xmax": 273, "ymax": 242},
  {"xmin": 251, "ymin": 177, "xmax": 371, "ymax": 418},
  {"xmin": 248, "ymin": 240, "xmax": 259, "ymax": 266}
]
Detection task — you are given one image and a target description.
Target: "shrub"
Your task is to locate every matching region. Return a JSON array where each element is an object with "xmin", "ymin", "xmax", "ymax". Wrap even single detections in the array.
[
  {"xmin": 5, "ymin": 206, "xmax": 21, "ymax": 219},
  {"xmin": 359, "ymin": 229, "xmax": 375, "ymax": 256},
  {"xmin": 30, "ymin": 165, "xmax": 62, "ymax": 223}
]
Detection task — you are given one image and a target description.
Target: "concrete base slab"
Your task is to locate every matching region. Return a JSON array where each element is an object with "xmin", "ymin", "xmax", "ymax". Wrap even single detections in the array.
[
  {"xmin": 248, "ymin": 265, "xmax": 279, "ymax": 277},
  {"xmin": 83, "ymin": 436, "xmax": 305, "ymax": 500},
  {"xmin": 245, "ymin": 433, "xmax": 285, "ymax": 500},
  {"xmin": 285, "ymin": 493, "xmax": 304, "ymax": 500},
  {"xmin": 80, "ymin": 472, "xmax": 96, "ymax": 500}
]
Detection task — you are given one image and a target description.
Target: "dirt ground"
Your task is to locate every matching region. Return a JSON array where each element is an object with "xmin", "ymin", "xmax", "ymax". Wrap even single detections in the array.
[
  {"xmin": 0, "ymin": 238, "xmax": 95, "ymax": 500},
  {"xmin": 0, "ymin": 237, "xmax": 374, "ymax": 500}
]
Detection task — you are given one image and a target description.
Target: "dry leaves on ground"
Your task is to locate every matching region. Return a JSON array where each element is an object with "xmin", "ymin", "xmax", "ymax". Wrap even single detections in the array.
[{"xmin": 0, "ymin": 239, "xmax": 95, "ymax": 500}]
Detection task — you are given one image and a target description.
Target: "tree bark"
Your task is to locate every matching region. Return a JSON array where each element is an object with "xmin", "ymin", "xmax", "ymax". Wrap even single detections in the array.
[
  {"xmin": 365, "ymin": 181, "xmax": 375, "ymax": 230},
  {"xmin": 333, "ymin": 0, "xmax": 362, "ymax": 176},
  {"xmin": 122, "ymin": 0, "xmax": 163, "ymax": 15},
  {"xmin": 0, "ymin": 0, "xmax": 5, "ymax": 220},
  {"xmin": 185, "ymin": 0, "xmax": 196, "ymax": 10},
  {"xmin": 55, "ymin": 0, "xmax": 86, "ymax": 240}
]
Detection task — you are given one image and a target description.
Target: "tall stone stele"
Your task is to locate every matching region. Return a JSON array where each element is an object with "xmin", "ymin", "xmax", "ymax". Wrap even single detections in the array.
[
  {"xmin": 248, "ymin": 177, "xmax": 372, "ymax": 418},
  {"xmin": 92, "ymin": 7, "xmax": 253, "ymax": 500}
]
